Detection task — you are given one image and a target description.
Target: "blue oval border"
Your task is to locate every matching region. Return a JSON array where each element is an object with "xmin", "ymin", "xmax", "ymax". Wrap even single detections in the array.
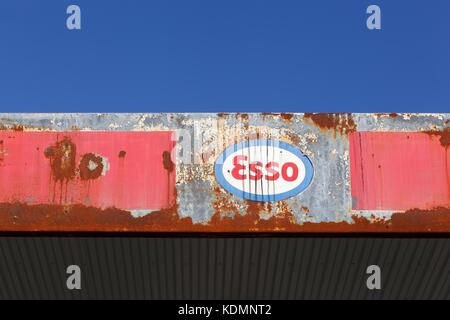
[{"xmin": 214, "ymin": 140, "xmax": 314, "ymax": 202}]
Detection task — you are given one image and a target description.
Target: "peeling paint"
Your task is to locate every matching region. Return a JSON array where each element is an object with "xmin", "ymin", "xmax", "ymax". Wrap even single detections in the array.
[{"xmin": 304, "ymin": 113, "xmax": 356, "ymax": 135}]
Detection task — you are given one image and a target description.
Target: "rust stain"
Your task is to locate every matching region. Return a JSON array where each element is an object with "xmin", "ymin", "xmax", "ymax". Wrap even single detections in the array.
[
  {"xmin": 424, "ymin": 127, "xmax": 450, "ymax": 149},
  {"xmin": 207, "ymin": 203, "xmax": 296, "ymax": 232},
  {"xmin": 0, "ymin": 124, "xmax": 25, "ymax": 131},
  {"xmin": 212, "ymin": 187, "xmax": 241, "ymax": 217},
  {"xmin": 284, "ymin": 132, "xmax": 301, "ymax": 146},
  {"xmin": 69, "ymin": 125, "xmax": 81, "ymax": 131},
  {"xmin": 261, "ymin": 112, "xmax": 280, "ymax": 117},
  {"xmin": 162, "ymin": 151, "xmax": 174, "ymax": 172},
  {"xmin": 0, "ymin": 124, "xmax": 46, "ymax": 131},
  {"xmin": 11, "ymin": 125, "xmax": 24, "ymax": 131},
  {"xmin": 118, "ymin": 150, "xmax": 126, "ymax": 158},
  {"xmin": 0, "ymin": 140, "xmax": 4, "ymax": 164},
  {"xmin": 374, "ymin": 113, "xmax": 399, "ymax": 118},
  {"xmin": 79, "ymin": 153, "xmax": 104, "ymax": 180},
  {"xmin": 237, "ymin": 113, "xmax": 249, "ymax": 121},
  {"xmin": 304, "ymin": 113, "xmax": 356, "ymax": 135},
  {"xmin": 280, "ymin": 113, "xmax": 294, "ymax": 121},
  {"xmin": 386, "ymin": 207, "xmax": 450, "ymax": 231},
  {"xmin": 0, "ymin": 201, "xmax": 448, "ymax": 232},
  {"xmin": 245, "ymin": 199, "xmax": 266, "ymax": 215},
  {"xmin": 44, "ymin": 137, "xmax": 77, "ymax": 182}
]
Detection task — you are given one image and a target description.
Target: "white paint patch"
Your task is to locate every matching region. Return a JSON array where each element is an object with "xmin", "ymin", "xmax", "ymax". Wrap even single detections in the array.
[
  {"xmin": 129, "ymin": 209, "xmax": 155, "ymax": 218},
  {"xmin": 87, "ymin": 160, "xmax": 98, "ymax": 171},
  {"xmin": 101, "ymin": 156, "xmax": 110, "ymax": 176},
  {"xmin": 353, "ymin": 210, "xmax": 395, "ymax": 221}
]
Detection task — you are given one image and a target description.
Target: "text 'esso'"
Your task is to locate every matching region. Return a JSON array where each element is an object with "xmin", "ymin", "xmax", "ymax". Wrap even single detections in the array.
[{"xmin": 215, "ymin": 140, "xmax": 314, "ymax": 202}]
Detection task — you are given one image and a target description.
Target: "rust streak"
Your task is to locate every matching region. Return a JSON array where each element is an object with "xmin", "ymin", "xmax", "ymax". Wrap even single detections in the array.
[
  {"xmin": 280, "ymin": 113, "xmax": 294, "ymax": 121},
  {"xmin": 217, "ymin": 113, "xmax": 230, "ymax": 118},
  {"xmin": 0, "ymin": 140, "xmax": 4, "ymax": 164},
  {"xmin": 0, "ymin": 124, "xmax": 45, "ymax": 131},
  {"xmin": 0, "ymin": 202, "xmax": 448, "ymax": 232},
  {"xmin": 374, "ymin": 113, "xmax": 399, "ymax": 118},
  {"xmin": 44, "ymin": 137, "xmax": 77, "ymax": 182},
  {"xmin": 261, "ymin": 112, "xmax": 280, "ymax": 117},
  {"xmin": 238, "ymin": 113, "xmax": 249, "ymax": 121},
  {"xmin": 162, "ymin": 151, "xmax": 174, "ymax": 172},
  {"xmin": 423, "ymin": 127, "xmax": 450, "ymax": 149},
  {"xmin": 304, "ymin": 113, "xmax": 356, "ymax": 135}
]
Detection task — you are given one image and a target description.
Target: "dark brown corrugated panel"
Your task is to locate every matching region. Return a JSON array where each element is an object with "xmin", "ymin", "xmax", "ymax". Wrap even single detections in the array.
[{"xmin": 0, "ymin": 237, "xmax": 447, "ymax": 299}]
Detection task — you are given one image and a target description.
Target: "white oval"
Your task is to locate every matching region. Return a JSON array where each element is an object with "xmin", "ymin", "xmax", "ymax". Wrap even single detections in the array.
[{"xmin": 214, "ymin": 140, "xmax": 314, "ymax": 202}]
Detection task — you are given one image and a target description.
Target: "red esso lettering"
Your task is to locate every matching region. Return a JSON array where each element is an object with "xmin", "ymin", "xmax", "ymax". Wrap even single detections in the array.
[
  {"xmin": 231, "ymin": 155, "xmax": 246, "ymax": 180},
  {"xmin": 231, "ymin": 155, "xmax": 299, "ymax": 182},
  {"xmin": 281, "ymin": 162, "xmax": 298, "ymax": 182}
]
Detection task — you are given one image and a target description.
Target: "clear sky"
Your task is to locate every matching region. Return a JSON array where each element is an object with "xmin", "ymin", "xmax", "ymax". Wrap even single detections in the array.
[{"xmin": 0, "ymin": 0, "xmax": 448, "ymax": 113}]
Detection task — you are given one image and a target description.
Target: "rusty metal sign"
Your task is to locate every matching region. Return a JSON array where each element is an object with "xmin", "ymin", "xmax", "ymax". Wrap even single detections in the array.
[{"xmin": 0, "ymin": 113, "xmax": 449, "ymax": 233}]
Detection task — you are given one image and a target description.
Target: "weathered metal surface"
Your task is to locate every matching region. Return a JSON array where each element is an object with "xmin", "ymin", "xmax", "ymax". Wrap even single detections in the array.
[
  {"xmin": 0, "ymin": 113, "xmax": 449, "ymax": 233},
  {"xmin": 350, "ymin": 131, "xmax": 450, "ymax": 210},
  {"xmin": 0, "ymin": 131, "xmax": 175, "ymax": 211}
]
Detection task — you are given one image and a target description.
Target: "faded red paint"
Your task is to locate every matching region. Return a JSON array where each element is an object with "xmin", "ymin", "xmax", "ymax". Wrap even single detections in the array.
[
  {"xmin": 0, "ymin": 131, "xmax": 176, "ymax": 210},
  {"xmin": 350, "ymin": 132, "xmax": 450, "ymax": 210}
]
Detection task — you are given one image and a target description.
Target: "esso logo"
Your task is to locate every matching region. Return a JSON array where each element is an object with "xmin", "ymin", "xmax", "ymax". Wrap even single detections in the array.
[{"xmin": 215, "ymin": 140, "xmax": 314, "ymax": 202}]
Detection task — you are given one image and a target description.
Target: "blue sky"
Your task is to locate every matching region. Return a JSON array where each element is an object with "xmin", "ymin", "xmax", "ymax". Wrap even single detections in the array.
[{"xmin": 0, "ymin": 1, "xmax": 448, "ymax": 113}]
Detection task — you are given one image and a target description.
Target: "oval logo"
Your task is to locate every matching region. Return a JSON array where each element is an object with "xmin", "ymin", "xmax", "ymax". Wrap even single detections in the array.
[{"xmin": 215, "ymin": 140, "xmax": 314, "ymax": 202}]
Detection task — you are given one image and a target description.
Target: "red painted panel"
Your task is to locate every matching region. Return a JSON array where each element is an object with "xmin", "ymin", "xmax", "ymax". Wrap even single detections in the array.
[
  {"xmin": 350, "ymin": 132, "xmax": 450, "ymax": 210},
  {"xmin": 0, "ymin": 131, "xmax": 176, "ymax": 210}
]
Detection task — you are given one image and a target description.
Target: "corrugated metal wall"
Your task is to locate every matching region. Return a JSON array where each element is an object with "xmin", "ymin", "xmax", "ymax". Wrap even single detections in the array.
[{"xmin": 0, "ymin": 237, "xmax": 447, "ymax": 299}]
